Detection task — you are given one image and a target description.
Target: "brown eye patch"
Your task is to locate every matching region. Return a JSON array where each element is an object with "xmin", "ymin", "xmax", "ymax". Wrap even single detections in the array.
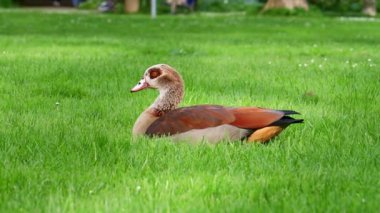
[{"xmin": 149, "ymin": 68, "xmax": 162, "ymax": 79}]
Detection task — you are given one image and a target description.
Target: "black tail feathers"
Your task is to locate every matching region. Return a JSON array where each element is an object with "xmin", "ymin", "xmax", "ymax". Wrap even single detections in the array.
[
  {"xmin": 278, "ymin": 110, "xmax": 301, "ymax": 115},
  {"xmin": 271, "ymin": 115, "xmax": 304, "ymax": 126}
]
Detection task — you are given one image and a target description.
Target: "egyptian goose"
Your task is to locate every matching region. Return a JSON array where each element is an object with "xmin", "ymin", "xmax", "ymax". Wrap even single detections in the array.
[{"xmin": 131, "ymin": 64, "xmax": 303, "ymax": 144}]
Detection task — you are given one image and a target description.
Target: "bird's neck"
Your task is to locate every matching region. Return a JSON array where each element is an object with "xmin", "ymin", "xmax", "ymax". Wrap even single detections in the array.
[
  {"xmin": 132, "ymin": 83, "xmax": 183, "ymax": 136},
  {"xmin": 150, "ymin": 83, "xmax": 184, "ymax": 116}
]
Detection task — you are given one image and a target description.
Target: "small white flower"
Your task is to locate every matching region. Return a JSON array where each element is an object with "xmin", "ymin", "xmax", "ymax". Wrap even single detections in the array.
[
  {"xmin": 368, "ymin": 58, "xmax": 372, "ymax": 62},
  {"xmin": 298, "ymin": 64, "xmax": 302, "ymax": 67},
  {"xmin": 352, "ymin": 63, "xmax": 358, "ymax": 68},
  {"xmin": 55, "ymin": 102, "xmax": 60, "ymax": 105},
  {"xmin": 319, "ymin": 64, "xmax": 323, "ymax": 68},
  {"xmin": 136, "ymin": 186, "xmax": 141, "ymax": 192},
  {"xmin": 304, "ymin": 63, "xmax": 308, "ymax": 67},
  {"xmin": 310, "ymin": 59, "xmax": 315, "ymax": 63}
]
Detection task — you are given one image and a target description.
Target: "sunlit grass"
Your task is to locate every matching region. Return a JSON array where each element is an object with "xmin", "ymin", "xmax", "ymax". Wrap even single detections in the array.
[{"xmin": 0, "ymin": 10, "xmax": 379, "ymax": 212}]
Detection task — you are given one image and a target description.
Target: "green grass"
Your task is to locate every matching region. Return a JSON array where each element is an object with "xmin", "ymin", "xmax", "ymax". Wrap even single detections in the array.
[{"xmin": 0, "ymin": 9, "xmax": 379, "ymax": 212}]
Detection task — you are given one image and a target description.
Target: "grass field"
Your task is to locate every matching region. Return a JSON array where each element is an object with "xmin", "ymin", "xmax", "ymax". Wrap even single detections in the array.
[{"xmin": 0, "ymin": 9, "xmax": 379, "ymax": 212}]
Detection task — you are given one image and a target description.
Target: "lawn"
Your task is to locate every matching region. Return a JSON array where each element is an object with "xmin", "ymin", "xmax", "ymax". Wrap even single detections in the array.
[{"xmin": 0, "ymin": 9, "xmax": 379, "ymax": 212}]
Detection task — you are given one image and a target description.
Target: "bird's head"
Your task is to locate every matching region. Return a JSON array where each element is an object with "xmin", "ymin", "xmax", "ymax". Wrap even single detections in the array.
[{"xmin": 131, "ymin": 64, "xmax": 184, "ymax": 93}]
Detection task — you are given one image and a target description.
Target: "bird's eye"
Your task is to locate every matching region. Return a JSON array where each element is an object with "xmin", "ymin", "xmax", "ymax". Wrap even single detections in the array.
[{"xmin": 149, "ymin": 68, "xmax": 162, "ymax": 79}]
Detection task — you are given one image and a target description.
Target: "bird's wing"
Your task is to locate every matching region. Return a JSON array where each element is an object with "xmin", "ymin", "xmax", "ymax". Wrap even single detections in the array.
[
  {"xmin": 145, "ymin": 105, "xmax": 284, "ymax": 136},
  {"xmin": 228, "ymin": 107, "xmax": 284, "ymax": 129}
]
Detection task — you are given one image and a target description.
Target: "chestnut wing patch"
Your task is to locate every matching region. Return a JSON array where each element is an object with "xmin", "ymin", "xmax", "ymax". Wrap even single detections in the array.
[
  {"xmin": 146, "ymin": 105, "xmax": 235, "ymax": 136},
  {"xmin": 228, "ymin": 107, "xmax": 284, "ymax": 129}
]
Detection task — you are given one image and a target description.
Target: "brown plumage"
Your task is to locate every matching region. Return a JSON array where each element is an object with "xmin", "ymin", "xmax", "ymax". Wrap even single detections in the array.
[{"xmin": 131, "ymin": 64, "xmax": 303, "ymax": 144}]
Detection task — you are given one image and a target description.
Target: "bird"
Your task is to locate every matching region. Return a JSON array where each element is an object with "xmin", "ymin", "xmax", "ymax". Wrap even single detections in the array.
[{"xmin": 131, "ymin": 64, "xmax": 303, "ymax": 144}]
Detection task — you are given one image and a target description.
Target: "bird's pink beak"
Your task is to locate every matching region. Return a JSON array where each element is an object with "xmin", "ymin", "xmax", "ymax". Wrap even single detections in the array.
[{"xmin": 131, "ymin": 78, "xmax": 149, "ymax": 92}]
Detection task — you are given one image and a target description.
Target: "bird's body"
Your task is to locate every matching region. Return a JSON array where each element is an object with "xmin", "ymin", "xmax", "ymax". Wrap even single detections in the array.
[{"xmin": 131, "ymin": 64, "xmax": 303, "ymax": 144}]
